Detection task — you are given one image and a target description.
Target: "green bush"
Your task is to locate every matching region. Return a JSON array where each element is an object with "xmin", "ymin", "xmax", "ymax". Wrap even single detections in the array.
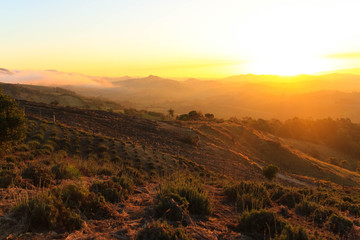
[
  {"xmin": 0, "ymin": 93, "xmax": 26, "ymax": 153},
  {"xmin": 112, "ymin": 175, "xmax": 134, "ymax": 193},
  {"xmin": 224, "ymin": 181, "xmax": 271, "ymax": 211},
  {"xmin": 0, "ymin": 169, "xmax": 22, "ymax": 188},
  {"xmin": 27, "ymin": 140, "xmax": 41, "ymax": 149},
  {"xmin": 155, "ymin": 192, "xmax": 189, "ymax": 221},
  {"xmin": 17, "ymin": 144, "xmax": 30, "ymax": 152},
  {"xmin": 159, "ymin": 179, "xmax": 212, "ymax": 216},
  {"xmin": 97, "ymin": 167, "xmax": 114, "ymax": 176},
  {"xmin": 137, "ymin": 220, "xmax": 190, "ymax": 240},
  {"xmin": 237, "ymin": 209, "xmax": 285, "ymax": 239},
  {"xmin": 262, "ymin": 164, "xmax": 279, "ymax": 181},
  {"xmin": 275, "ymin": 225, "xmax": 309, "ymax": 240},
  {"xmin": 313, "ymin": 207, "xmax": 332, "ymax": 226},
  {"xmin": 51, "ymin": 163, "xmax": 81, "ymax": 180},
  {"xmin": 22, "ymin": 164, "xmax": 54, "ymax": 187},
  {"xmin": 12, "ymin": 191, "xmax": 83, "ymax": 232},
  {"xmin": 90, "ymin": 179, "xmax": 129, "ymax": 203},
  {"xmin": 31, "ymin": 133, "xmax": 44, "ymax": 143},
  {"xmin": 12, "ymin": 183, "xmax": 111, "ymax": 232},
  {"xmin": 328, "ymin": 214, "xmax": 353, "ymax": 236},
  {"xmin": 42, "ymin": 143, "xmax": 55, "ymax": 153},
  {"xmin": 58, "ymin": 184, "xmax": 109, "ymax": 219},
  {"xmin": 295, "ymin": 200, "xmax": 319, "ymax": 217},
  {"xmin": 279, "ymin": 192, "xmax": 303, "ymax": 209}
]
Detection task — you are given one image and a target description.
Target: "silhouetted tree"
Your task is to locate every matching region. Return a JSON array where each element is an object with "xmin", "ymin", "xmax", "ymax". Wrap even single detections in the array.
[
  {"xmin": 205, "ymin": 113, "xmax": 214, "ymax": 120},
  {"xmin": 188, "ymin": 110, "xmax": 203, "ymax": 120},
  {"xmin": 168, "ymin": 108, "xmax": 174, "ymax": 118},
  {"xmin": 0, "ymin": 91, "xmax": 26, "ymax": 153}
]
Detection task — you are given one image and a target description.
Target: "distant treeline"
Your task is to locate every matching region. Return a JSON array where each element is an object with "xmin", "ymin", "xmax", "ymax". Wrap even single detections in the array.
[{"xmin": 231, "ymin": 117, "xmax": 360, "ymax": 158}]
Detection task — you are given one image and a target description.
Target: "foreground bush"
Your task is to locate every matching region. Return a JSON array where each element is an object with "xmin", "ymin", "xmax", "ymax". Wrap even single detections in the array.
[
  {"xmin": 224, "ymin": 181, "xmax": 271, "ymax": 211},
  {"xmin": 237, "ymin": 209, "xmax": 285, "ymax": 239},
  {"xmin": 157, "ymin": 178, "xmax": 212, "ymax": 218},
  {"xmin": 137, "ymin": 220, "xmax": 190, "ymax": 240},
  {"xmin": 295, "ymin": 200, "xmax": 319, "ymax": 217},
  {"xmin": 274, "ymin": 225, "xmax": 309, "ymax": 240},
  {"xmin": 11, "ymin": 184, "xmax": 110, "ymax": 232},
  {"xmin": 51, "ymin": 163, "xmax": 81, "ymax": 180},
  {"xmin": 0, "ymin": 169, "xmax": 22, "ymax": 188},
  {"xmin": 90, "ymin": 176, "xmax": 133, "ymax": 203},
  {"xmin": 22, "ymin": 164, "xmax": 54, "ymax": 187},
  {"xmin": 155, "ymin": 192, "xmax": 189, "ymax": 221},
  {"xmin": 12, "ymin": 189, "xmax": 83, "ymax": 231},
  {"xmin": 328, "ymin": 214, "xmax": 353, "ymax": 236}
]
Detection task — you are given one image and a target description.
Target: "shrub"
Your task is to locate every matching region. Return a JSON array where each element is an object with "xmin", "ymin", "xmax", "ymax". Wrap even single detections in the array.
[
  {"xmin": 119, "ymin": 166, "xmax": 145, "ymax": 184},
  {"xmin": 155, "ymin": 192, "xmax": 189, "ymax": 221},
  {"xmin": 58, "ymin": 184, "xmax": 109, "ymax": 219},
  {"xmin": 17, "ymin": 144, "xmax": 30, "ymax": 152},
  {"xmin": 27, "ymin": 140, "xmax": 41, "ymax": 149},
  {"xmin": 137, "ymin": 220, "xmax": 190, "ymax": 240},
  {"xmin": 0, "ymin": 93, "xmax": 26, "ymax": 153},
  {"xmin": 275, "ymin": 225, "xmax": 309, "ymax": 240},
  {"xmin": 237, "ymin": 209, "xmax": 285, "ymax": 239},
  {"xmin": 158, "ymin": 179, "xmax": 212, "ymax": 216},
  {"xmin": 97, "ymin": 167, "xmax": 114, "ymax": 176},
  {"xmin": 51, "ymin": 163, "xmax": 81, "ymax": 180},
  {"xmin": 0, "ymin": 169, "xmax": 22, "ymax": 188},
  {"xmin": 22, "ymin": 164, "xmax": 54, "ymax": 187},
  {"xmin": 276, "ymin": 191, "xmax": 303, "ymax": 209},
  {"xmin": 12, "ymin": 191, "xmax": 83, "ymax": 231},
  {"xmin": 263, "ymin": 164, "xmax": 279, "ymax": 181},
  {"xmin": 97, "ymin": 144, "xmax": 109, "ymax": 153},
  {"xmin": 295, "ymin": 200, "xmax": 319, "ymax": 217},
  {"xmin": 112, "ymin": 175, "xmax": 134, "ymax": 193},
  {"xmin": 90, "ymin": 180, "xmax": 128, "ymax": 203},
  {"xmin": 328, "ymin": 214, "xmax": 353, "ymax": 236},
  {"xmin": 12, "ymin": 184, "xmax": 111, "ymax": 232},
  {"xmin": 313, "ymin": 207, "xmax": 332, "ymax": 226},
  {"xmin": 31, "ymin": 134, "xmax": 44, "ymax": 143},
  {"xmin": 42, "ymin": 143, "xmax": 55, "ymax": 153},
  {"xmin": 224, "ymin": 181, "xmax": 271, "ymax": 211}
]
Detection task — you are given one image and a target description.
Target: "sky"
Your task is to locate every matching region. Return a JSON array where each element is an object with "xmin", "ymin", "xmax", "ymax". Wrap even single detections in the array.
[{"xmin": 1, "ymin": 0, "xmax": 360, "ymax": 78}]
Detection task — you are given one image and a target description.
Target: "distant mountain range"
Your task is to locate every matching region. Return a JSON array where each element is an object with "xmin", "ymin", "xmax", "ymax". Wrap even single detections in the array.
[{"xmin": 3, "ymin": 67, "xmax": 360, "ymax": 121}]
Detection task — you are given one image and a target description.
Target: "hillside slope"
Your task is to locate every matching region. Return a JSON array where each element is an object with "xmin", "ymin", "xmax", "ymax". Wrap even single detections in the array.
[
  {"xmin": 1, "ymin": 101, "xmax": 360, "ymax": 239},
  {"xmin": 0, "ymin": 82, "xmax": 123, "ymax": 111},
  {"xmin": 19, "ymin": 100, "xmax": 360, "ymax": 187}
]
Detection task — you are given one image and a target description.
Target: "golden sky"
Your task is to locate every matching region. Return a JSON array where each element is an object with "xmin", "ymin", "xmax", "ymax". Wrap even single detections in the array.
[{"xmin": 1, "ymin": 0, "xmax": 359, "ymax": 78}]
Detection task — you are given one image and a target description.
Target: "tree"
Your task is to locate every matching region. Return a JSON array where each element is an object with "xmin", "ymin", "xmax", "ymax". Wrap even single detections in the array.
[
  {"xmin": 205, "ymin": 113, "xmax": 214, "ymax": 120},
  {"xmin": 262, "ymin": 164, "xmax": 279, "ymax": 181},
  {"xmin": 188, "ymin": 110, "xmax": 203, "ymax": 120},
  {"xmin": 168, "ymin": 108, "xmax": 174, "ymax": 118},
  {"xmin": 0, "ymin": 92, "xmax": 26, "ymax": 153}
]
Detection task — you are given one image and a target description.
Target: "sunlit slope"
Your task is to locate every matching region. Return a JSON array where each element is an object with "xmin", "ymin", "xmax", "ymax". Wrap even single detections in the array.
[
  {"xmin": 188, "ymin": 121, "xmax": 360, "ymax": 186},
  {"xmin": 20, "ymin": 100, "xmax": 360, "ymax": 187}
]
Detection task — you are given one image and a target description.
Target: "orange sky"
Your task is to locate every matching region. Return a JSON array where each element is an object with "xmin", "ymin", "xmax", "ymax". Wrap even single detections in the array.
[{"xmin": 1, "ymin": 0, "xmax": 359, "ymax": 78}]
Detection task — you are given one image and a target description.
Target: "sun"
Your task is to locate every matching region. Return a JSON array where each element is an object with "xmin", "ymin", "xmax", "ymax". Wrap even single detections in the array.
[{"xmin": 249, "ymin": 55, "xmax": 327, "ymax": 76}]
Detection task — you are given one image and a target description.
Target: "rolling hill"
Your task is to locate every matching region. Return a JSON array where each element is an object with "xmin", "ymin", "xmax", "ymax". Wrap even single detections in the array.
[{"xmin": 0, "ymin": 82, "xmax": 124, "ymax": 111}]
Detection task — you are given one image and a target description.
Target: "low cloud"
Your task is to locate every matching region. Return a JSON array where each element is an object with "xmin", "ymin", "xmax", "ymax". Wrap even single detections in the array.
[{"xmin": 0, "ymin": 69, "xmax": 113, "ymax": 87}]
